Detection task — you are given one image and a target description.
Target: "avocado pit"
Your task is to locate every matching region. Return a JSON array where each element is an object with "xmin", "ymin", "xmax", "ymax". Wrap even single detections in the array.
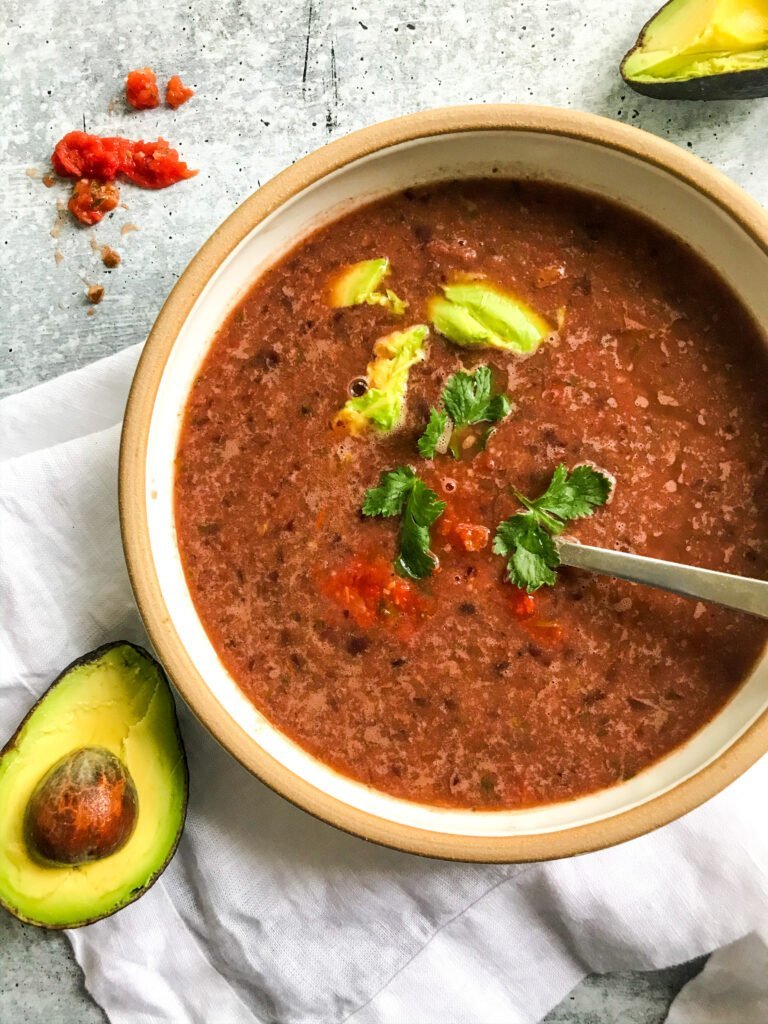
[{"xmin": 25, "ymin": 746, "xmax": 138, "ymax": 865}]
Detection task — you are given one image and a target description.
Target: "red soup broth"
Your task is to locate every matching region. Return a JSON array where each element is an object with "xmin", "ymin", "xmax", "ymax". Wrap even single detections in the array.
[{"xmin": 175, "ymin": 180, "xmax": 768, "ymax": 809}]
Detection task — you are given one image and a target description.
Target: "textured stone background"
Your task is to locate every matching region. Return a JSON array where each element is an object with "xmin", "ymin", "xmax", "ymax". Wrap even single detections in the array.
[{"xmin": 2, "ymin": 0, "xmax": 766, "ymax": 1018}]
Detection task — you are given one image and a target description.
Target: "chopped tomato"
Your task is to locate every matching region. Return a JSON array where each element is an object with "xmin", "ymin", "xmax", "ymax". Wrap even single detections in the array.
[
  {"xmin": 52, "ymin": 132, "xmax": 131, "ymax": 180},
  {"xmin": 507, "ymin": 586, "xmax": 536, "ymax": 620},
  {"xmin": 453, "ymin": 523, "xmax": 490, "ymax": 552},
  {"xmin": 436, "ymin": 514, "xmax": 489, "ymax": 553},
  {"xmin": 321, "ymin": 556, "xmax": 432, "ymax": 632},
  {"xmin": 126, "ymin": 68, "xmax": 160, "ymax": 110},
  {"xmin": 166, "ymin": 75, "xmax": 195, "ymax": 109},
  {"xmin": 68, "ymin": 179, "xmax": 120, "ymax": 225},
  {"xmin": 122, "ymin": 137, "xmax": 197, "ymax": 188},
  {"xmin": 51, "ymin": 132, "xmax": 196, "ymax": 190}
]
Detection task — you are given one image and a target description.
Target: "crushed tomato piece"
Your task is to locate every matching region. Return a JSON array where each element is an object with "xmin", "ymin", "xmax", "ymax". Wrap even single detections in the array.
[
  {"xmin": 52, "ymin": 132, "xmax": 131, "ymax": 180},
  {"xmin": 123, "ymin": 137, "xmax": 197, "ymax": 189},
  {"xmin": 321, "ymin": 556, "xmax": 432, "ymax": 632},
  {"xmin": 126, "ymin": 68, "xmax": 160, "ymax": 110},
  {"xmin": 453, "ymin": 522, "xmax": 490, "ymax": 552},
  {"xmin": 506, "ymin": 588, "xmax": 563, "ymax": 643},
  {"xmin": 507, "ymin": 587, "xmax": 536, "ymax": 620},
  {"xmin": 166, "ymin": 75, "xmax": 195, "ymax": 109},
  {"xmin": 435, "ymin": 514, "xmax": 489, "ymax": 553},
  {"xmin": 51, "ymin": 131, "xmax": 196, "ymax": 189},
  {"xmin": 68, "ymin": 178, "xmax": 120, "ymax": 226}
]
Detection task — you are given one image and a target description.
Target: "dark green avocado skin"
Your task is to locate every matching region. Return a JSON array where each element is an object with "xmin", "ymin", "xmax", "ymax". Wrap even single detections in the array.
[{"xmin": 622, "ymin": 63, "xmax": 768, "ymax": 100}]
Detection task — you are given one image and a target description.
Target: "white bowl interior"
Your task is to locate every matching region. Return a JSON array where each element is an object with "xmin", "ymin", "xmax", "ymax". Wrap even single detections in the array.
[{"xmin": 145, "ymin": 129, "xmax": 768, "ymax": 838}]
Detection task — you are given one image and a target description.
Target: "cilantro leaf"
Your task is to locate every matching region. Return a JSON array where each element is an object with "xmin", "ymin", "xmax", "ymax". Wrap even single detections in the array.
[
  {"xmin": 494, "ymin": 463, "xmax": 614, "ymax": 592},
  {"xmin": 417, "ymin": 366, "xmax": 513, "ymax": 459},
  {"xmin": 362, "ymin": 466, "xmax": 416, "ymax": 517},
  {"xmin": 396, "ymin": 478, "xmax": 446, "ymax": 579},
  {"xmin": 533, "ymin": 463, "xmax": 613, "ymax": 520},
  {"xmin": 362, "ymin": 467, "xmax": 445, "ymax": 579},
  {"xmin": 487, "ymin": 393, "xmax": 513, "ymax": 422},
  {"xmin": 443, "ymin": 366, "xmax": 512, "ymax": 426},
  {"xmin": 417, "ymin": 408, "xmax": 449, "ymax": 459},
  {"xmin": 493, "ymin": 515, "xmax": 560, "ymax": 590}
]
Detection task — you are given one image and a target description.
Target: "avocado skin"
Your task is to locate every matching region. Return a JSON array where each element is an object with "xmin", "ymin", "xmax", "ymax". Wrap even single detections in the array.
[
  {"xmin": 622, "ymin": 60, "xmax": 768, "ymax": 100},
  {"xmin": 0, "ymin": 641, "xmax": 188, "ymax": 929},
  {"xmin": 621, "ymin": 0, "xmax": 768, "ymax": 100}
]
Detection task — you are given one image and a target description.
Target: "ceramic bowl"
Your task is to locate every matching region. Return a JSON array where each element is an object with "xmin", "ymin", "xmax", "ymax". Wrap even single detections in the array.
[{"xmin": 120, "ymin": 105, "xmax": 768, "ymax": 861}]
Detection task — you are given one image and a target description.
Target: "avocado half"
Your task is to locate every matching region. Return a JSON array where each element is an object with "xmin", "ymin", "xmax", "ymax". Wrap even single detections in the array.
[
  {"xmin": 622, "ymin": 0, "xmax": 768, "ymax": 99},
  {"xmin": 0, "ymin": 642, "xmax": 188, "ymax": 929}
]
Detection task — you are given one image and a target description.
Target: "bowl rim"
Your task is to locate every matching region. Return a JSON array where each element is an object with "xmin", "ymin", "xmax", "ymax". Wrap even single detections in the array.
[{"xmin": 119, "ymin": 104, "xmax": 768, "ymax": 862}]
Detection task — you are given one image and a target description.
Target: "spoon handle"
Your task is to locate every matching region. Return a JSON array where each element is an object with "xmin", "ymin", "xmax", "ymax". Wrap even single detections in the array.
[{"xmin": 557, "ymin": 540, "xmax": 768, "ymax": 620}]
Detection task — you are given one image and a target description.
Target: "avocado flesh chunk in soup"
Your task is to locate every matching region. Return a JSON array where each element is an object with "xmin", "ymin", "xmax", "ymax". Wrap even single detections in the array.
[
  {"xmin": 329, "ymin": 258, "xmax": 406, "ymax": 314},
  {"xmin": 429, "ymin": 281, "xmax": 550, "ymax": 354},
  {"xmin": 334, "ymin": 324, "xmax": 429, "ymax": 434}
]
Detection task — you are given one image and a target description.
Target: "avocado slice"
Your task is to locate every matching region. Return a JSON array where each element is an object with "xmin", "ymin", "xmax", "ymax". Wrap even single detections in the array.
[
  {"xmin": 328, "ymin": 258, "xmax": 407, "ymax": 314},
  {"xmin": 622, "ymin": 0, "xmax": 768, "ymax": 99},
  {"xmin": 0, "ymin": 642, "xmax": 187, "ymax": 929},
  {"xmin": 429, "ymin": 281, "xmax": 551, "ymax": 355},
  {"xmin": 334, "ymin": 324, "xmax": 429, "ymax": 434}
]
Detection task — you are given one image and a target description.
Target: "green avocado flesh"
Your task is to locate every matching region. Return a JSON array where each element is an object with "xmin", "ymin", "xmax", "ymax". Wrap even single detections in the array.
[
  {"xmin": 328, "ymin": 258, "xmax": 406, "ymax": 314},
  {"xmin": 335, "ymin": 324, "xmax": 429, "ymax": 434},
  {"xmin": 0, "ymin": 643, "xmax": 187, "ymax": 929},
  {"xmin": 622, "ymin": 0, "xmax": 768, "ymax": 97},
  {"xmin": 429, "ymin": 282, "xmax": 550, "ymax": 354}
]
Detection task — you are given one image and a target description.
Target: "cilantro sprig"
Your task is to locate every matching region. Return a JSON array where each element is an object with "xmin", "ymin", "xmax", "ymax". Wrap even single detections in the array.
[
  {"xmin": 493, "ymin": 464, "xmax": 613, "ymax": 592},
  {"xmin": 418, "ymin": 366, "xmax": 513, "ymax": 459},
  {"xmin": 363, "ymin": 467, "xmax": 446, "ymax": 579}
]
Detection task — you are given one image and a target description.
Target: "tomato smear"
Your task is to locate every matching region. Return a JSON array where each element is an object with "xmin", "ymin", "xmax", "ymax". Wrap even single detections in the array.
[
  {"xmin": 321, "ymin": 556, "xmax": 433, "ymax": 635},
  {"xmin": 126, "ymin": 68, "xmax": 160, "ymax": 110},
  {"xmin": 52, "ymin": 132, "xmax": 196, "ymax": 189},
  {"xmin": 68, "ymin": 179, "xmax": 120, "ymax": 226},
  {"xmin": 166, "ymin": 75, "xmax": 195, "ymax": 109},
  {"xmin": 529, "ymin": 620, "xmax": 564, "ymax": 643}
]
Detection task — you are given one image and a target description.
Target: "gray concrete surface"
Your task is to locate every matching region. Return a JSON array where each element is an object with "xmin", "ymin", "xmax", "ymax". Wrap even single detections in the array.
[{"xmin": 2, "ymin": 0, "xmax": 765, "ymax": 1019}]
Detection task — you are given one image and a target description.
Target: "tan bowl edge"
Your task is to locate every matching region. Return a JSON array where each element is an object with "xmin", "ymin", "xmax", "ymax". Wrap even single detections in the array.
[{"xmin": 119, "ymin": 104, "xmax": 768, "ymax": 862}]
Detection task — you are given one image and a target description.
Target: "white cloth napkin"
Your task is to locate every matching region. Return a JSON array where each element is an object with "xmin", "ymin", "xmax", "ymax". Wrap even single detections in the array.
[
  {"xmin": 668, "ymin": 930, "xmax": 768, "ymax": 1024},
  {"xmin": 2, "ymin": 346, "xmax": 768, "ymax": 1024}
]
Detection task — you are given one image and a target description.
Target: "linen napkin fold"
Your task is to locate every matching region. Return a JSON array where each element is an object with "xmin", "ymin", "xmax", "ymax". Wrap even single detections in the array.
[{"xmin": 2, "ymin": 346, "xmax": 768, "ymax": 1024}]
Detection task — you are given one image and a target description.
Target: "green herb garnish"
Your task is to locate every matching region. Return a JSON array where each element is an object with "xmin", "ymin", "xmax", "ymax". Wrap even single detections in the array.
[
  {"xmin": 493, "ymin": 464, "xmax": 613, "ymax": 592},
  {"xmin": 363, "ymin": 467, "xmax": 446, "ymax": 579},
  {"xmin": 443, "ymin": 366, "xmax": 513, "ymax": 426},
  {"xmin": 417, "ymin": 408, "xmax": 450, "ymax": 459},
  {"xmin": 417, "ymin": 366, "xmax": 513, "ymax": 459}
]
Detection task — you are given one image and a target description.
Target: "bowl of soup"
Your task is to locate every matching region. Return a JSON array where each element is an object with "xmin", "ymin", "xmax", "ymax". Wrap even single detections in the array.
[{"xmin": 120, "ymin": 105, "xmax": 768, "ymax": 861}]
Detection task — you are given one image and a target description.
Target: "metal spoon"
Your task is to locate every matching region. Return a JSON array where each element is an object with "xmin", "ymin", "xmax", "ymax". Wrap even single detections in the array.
[{"xmin": 557, "ymin": 540, "xmax": 768, "ymax": 620}]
